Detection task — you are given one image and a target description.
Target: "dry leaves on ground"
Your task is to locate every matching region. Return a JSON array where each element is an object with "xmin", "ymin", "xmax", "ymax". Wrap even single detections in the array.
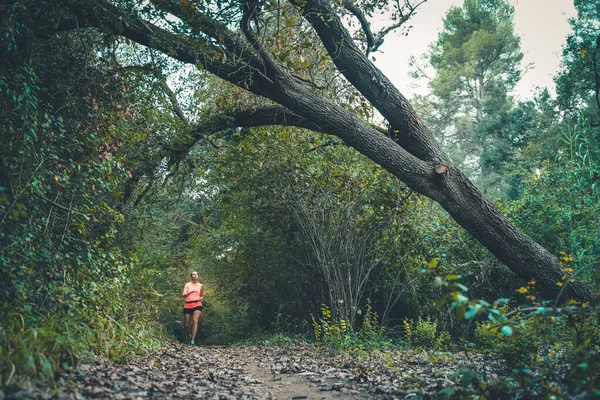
[{"xmin": 5, "ymin": 343, "xmax": 505, "ymax": 399}]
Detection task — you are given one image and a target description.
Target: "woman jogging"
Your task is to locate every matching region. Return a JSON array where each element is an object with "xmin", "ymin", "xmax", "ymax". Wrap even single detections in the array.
[{"xmin": 182, "ymin": 271, "xmax": 203, "ymax": 345}]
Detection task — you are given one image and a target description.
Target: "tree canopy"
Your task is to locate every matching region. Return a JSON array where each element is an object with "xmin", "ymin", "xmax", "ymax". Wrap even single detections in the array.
[
  {"xmin": 411, "ymin": 0, "xmax": 526, "ymax": 194},
  {"xmin": 37, "ymin": 0, "xmax": 594, "ymax": 302}
]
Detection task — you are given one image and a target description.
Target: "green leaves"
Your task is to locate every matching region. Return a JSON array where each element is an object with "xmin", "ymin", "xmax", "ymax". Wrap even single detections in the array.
[
  {"xmin": 500, "ymin": 325, "xmax": 513, "ymax": 336},
  {"xmin": 0, "ymin": 6, "xmax": 170, "ymax": 385},
  {"xmin": 413, "ymin": 0, "xmax": 525, "ymax": 196},
  {"xmin": 555, "ymin": 0, "xmax": 600, "ymax": 116},
  {"xmin": 504, "ymin": 113, "xmax": 600, "ymax": 285}
]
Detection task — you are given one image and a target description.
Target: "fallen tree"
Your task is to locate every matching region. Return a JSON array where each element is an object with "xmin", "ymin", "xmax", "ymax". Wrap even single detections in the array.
[{"xmin": 40, "ymin": 0, "xmax": 597, "ymax": 303}]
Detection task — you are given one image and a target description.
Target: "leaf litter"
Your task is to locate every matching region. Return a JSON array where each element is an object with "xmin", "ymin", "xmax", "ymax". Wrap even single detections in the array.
[{"xmin": 6, "ymin": 343, "xmax": 505, "ymax": 399}]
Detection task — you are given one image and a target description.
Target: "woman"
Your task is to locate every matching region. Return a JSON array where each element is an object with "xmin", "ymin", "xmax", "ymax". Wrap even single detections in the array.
[{"xmin": 182, "ymin": 271, "xmax": 203, "ymax": 345}]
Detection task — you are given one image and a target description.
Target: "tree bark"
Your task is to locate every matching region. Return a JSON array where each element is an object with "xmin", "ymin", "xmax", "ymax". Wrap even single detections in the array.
[{"xmin": 63, "ymin": 0, "xmax": 597, "ymax": 304}]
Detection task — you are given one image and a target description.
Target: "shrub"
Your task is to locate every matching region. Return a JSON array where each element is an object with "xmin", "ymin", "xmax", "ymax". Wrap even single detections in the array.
[
  {"xmin": 0, "ymin": 312, "xmax": 82, "ymax": 389},
  {"xmin": 403, "ymin": 316, "xmax": 451, "ymax": 350},
  {"xmin": 440, "ymin": 274, "xmax": 600, "ymax": 396},
  {"xmin": 474, "ymin": 321, "xmax": 539, "ymax": 369},
  {"xmin": 311, "ymin": 302, "xmax": 389, "ymax": 353}
]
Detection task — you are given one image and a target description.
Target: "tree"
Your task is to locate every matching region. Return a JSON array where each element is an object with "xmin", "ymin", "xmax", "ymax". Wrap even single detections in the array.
[
  {"xmin": 555, "ymin": 0, "xmax": 600, "ymax": 126},
  {"xmin": 411, "ymin": 0, "xmax": 524, "ymax": 195},
  {"xmin": 16, "ymin": 0, "xmax": 597, "ymax": 303}
]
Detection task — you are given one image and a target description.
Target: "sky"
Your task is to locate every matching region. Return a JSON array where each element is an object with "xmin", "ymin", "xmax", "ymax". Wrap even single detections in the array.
[{"xmin": 373, "ymin": 0, "xmax": 577, "ymax": 100}]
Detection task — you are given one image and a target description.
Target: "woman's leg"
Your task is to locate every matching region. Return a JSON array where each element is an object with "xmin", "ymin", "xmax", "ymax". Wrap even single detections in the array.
[
  {"xmin": 184, "ymin": 312, "xmax": 192, "ymax": 339},
  {"xmin": 191, "ymin": 309, "xmax": 201, "ymax": 343}
]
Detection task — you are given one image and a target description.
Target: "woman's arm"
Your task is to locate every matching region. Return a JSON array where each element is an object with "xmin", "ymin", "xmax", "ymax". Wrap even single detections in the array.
[{"xmin": 182, "ymin": 283, "xmax": 189, "ymax": 297}]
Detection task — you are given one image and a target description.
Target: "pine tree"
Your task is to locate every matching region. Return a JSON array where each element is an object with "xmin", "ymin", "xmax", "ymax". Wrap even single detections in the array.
[{"xmin": 412, "ymin": 0, "xmax": 524, "ymax": 194}]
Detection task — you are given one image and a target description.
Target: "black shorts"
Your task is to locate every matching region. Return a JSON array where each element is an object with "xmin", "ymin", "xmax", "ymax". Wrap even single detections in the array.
[{"xmin": 183, "ymin": 306, "xmax": 203, "ymax": 314}]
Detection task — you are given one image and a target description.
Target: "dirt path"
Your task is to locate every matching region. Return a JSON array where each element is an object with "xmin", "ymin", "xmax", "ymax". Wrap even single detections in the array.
[
  {"xmin": 7, "ymin": 343, "xmax": 503, "ymax": 399},
  {"xmin": 10, "ymin": 344, "xmax": 370, "ymax": 399}
]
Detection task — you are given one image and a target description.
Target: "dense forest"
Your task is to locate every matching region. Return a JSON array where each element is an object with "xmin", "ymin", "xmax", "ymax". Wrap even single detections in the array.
[{"xmin": 1, "ymin": 0, "xmax": 599, "ymax": 397}]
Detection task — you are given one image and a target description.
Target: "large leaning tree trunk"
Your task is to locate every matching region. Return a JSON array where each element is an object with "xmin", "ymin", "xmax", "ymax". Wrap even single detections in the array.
[{"xmin": 56, "ymin": 0, "xmax": 596, "ymax": 303}]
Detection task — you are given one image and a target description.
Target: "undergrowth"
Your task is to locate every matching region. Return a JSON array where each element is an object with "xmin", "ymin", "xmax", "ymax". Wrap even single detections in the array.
[
  {"xmin": 311, "ymin": 302, "xmax": 392, "ymax": 354},
  {"xmin": 0, "ymin": 307, "xmax": 165, "ymax": 393},
  {"xmin": 0, "ymin": 266, "xmax": 167, "ymax": 394},
  {"xmin": 437, "ymin": 274, "xmax": 600, "ymax": 398}
]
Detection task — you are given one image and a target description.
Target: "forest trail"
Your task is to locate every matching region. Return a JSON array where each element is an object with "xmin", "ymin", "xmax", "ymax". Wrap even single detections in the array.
[{"xmin": 7, "ymin": 343, "xmax": 503, "ymax": 399}]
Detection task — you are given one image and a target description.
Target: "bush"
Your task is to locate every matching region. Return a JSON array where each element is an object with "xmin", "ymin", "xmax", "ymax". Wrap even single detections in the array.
[
  {"xmin": 0, "ymin": 257, "xmax": 166, "ymax": 393},
  {"xmin": 442, "ymin": 274, "xmax": 600, "ymax": 396},
  {"xmin": 312, "ymin": 302, "xmax": 389, "ymax": 353},
  {"xmin": 477, "ymin": 323, "xmax": 540, "ymax": 369},
  {"xmin": 403, "ymin": 316, "xmax": 451, "ymax": 350},
  {"xmin": 0, "ymin": 312, "xmax": 82, "ymax": 389}
]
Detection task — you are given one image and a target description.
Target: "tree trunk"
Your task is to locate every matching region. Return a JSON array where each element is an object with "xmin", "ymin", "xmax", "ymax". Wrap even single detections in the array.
[{"xmin": 436, "ymin": 168, "xmax": 596, "ymax": 303}]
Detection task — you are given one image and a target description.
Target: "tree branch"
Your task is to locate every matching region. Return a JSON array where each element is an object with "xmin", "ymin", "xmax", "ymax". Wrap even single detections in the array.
[
  {"xmin": 289, "ymin": 0, "xmax": 444, "ymax": 163},
  {"xmin": 68, "ymin": 0, "xmax": 274, "ymax": 95},
  {"xmin": 240, "ymin": 0, "xmax": 283, "ymax": 76},
  {"xmin": 148, "ymin": 0, "xmax": 248, "ymax": 58},
  {"xmin": 372, "ymin": 0, "xmax": 427, "ymax": 52},
  {"xmin": 66, "ymin": 1, "xmax": 434, "ymax": 194},
  {"xmin": 37, "ymin": 194, "xmax": 91, "ymax": 216},
  {"xmin": 341, "ymin": 0, "xmax": 376, "ymax": 52},
  {"xmin": 341, "ymin": 0, "xmax": 426, "ymax": 54},
  {"xmin": 62, "ymin": 0, "xmax": 598, "ymax": 303},
  {"xmin": 193, "ymin": 106, "xmax": 326, "ymax": 137}
]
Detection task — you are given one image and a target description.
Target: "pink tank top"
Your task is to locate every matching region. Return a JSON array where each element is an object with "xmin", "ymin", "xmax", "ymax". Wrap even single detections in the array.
[{"xmin": 184, "ymin": 289, "xmax": 202, "ymax": 309}]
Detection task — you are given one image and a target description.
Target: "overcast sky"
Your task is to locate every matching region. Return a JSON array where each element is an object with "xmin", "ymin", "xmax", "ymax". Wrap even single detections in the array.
[{"xmin": 372, "ymin": 0, "xmax": 577, "ymax": 100}]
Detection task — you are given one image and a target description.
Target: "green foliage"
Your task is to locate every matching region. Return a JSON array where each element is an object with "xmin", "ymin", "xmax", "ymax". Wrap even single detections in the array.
[
  {"xmin": 430, "ymin": 0, "xmax": 522, "ymax": 91},
  {"xmin": 506, "ymin": 113, "xmax": 600, "ymax": 284},
  {"xmin": 473, "ymin": 321, "xmax": 502, "ymax": 350},
  {"xmin": 198, "ymin": 297, "xmax": 255, "ymax": 345},
  {"xmin": 1, "ymin": 2, "xmax": 598, "ymax": 398},
  {"xmin": 0, "ymin": 6, "xmax": 168, "ymax": 389},
  {"xmin": 403, "ymin": 317, "xmax": 451, "ymax": 350},
  {"xmin": 311, "ymin": 303, "xmax": 389, "ymax": 353},
  {"xmin": 412, "ymin": 0, "xmax": 526, "ymax": 193},
  {"xmin": 434, "ymin": 111, "xmax": 600, "ymax": 393},
  {"xmin": 441, "ymin": 276, "xmax": 600, "ymax": 397},
  {"xmin": 0, "ymin": 255, "xmax": 166, "ymax": 390},
  {"xmin": 555, "ymin": 0, "xmax": 600, "ymax": 120},
  {"xmin": 0, "ymin": 313, "xmax": 81, "ymax": 387},
  {"xmin": 568, "ymin": 314, "xmax": 600, "ymax": 395},
  {"xmin": 182, "ymin": 125, "xmax": 435, "ymax": 337},
  {"xmin": 474, "ymin": 322, "xmax": 539, "ymax": 369}
]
